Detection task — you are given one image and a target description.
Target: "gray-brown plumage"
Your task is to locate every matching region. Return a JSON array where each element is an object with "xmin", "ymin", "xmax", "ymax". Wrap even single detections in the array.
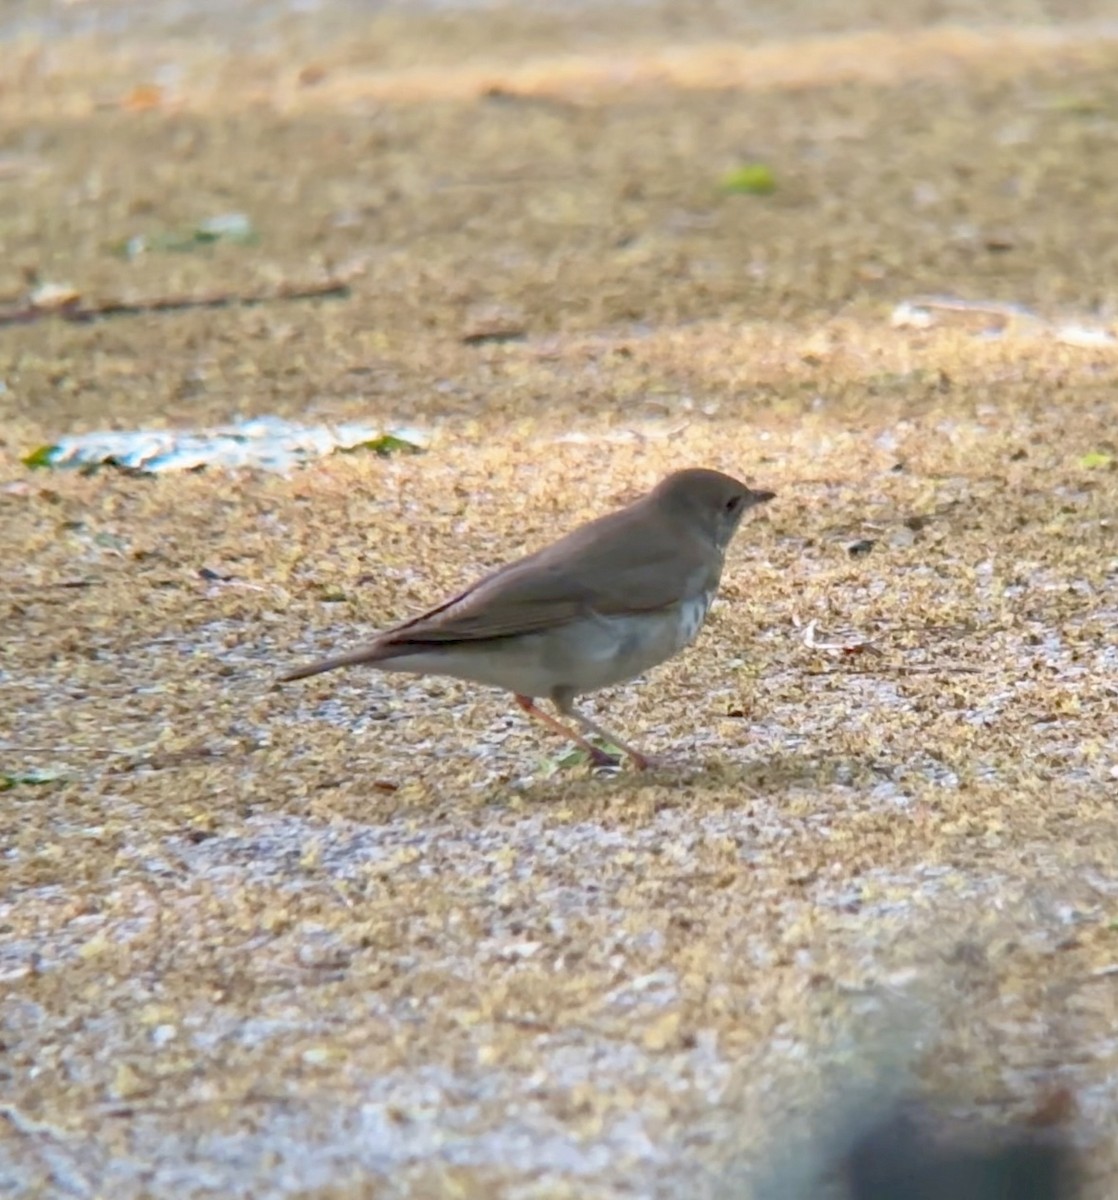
[{"xmin": 281, "ymin": 468, "xmax": 774, "ymax": 768}]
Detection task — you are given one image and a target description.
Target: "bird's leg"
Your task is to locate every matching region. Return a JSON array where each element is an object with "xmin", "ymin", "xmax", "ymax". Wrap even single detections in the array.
[
  {"xmin": 548, "ymin": 691, "xmax": 651, "ymax": 771},
  {"xmin": 514, "ymin": 694, "xmax": 619, "ymax": 768},
  {"xmin": 567, "ymin": 708, "xmax": 651, "ymax": 771}
]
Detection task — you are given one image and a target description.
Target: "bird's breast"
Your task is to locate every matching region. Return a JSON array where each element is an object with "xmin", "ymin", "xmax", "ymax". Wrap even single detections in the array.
[
  {"xmin": 678, "ymin": 590, "xmax": 714, "ymax": 649},
  {"xmin": 592, "ymin": 589, "xmax": 713, "ymax": 675},
  {"xmin": 529, "ymin": 588, "xmax": 717, "ymax": 696}
]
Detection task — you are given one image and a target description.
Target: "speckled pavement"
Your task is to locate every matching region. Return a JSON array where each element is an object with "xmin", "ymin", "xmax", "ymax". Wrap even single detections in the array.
[{"xmin": 2, "ymin": 2, "xmax": 1118, "ymax": 1196}]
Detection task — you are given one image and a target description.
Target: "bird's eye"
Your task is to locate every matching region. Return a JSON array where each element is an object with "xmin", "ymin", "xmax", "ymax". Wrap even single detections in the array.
[{"xmin": 724, "ymin": 496, "xmax": 742, "ymax": 513}]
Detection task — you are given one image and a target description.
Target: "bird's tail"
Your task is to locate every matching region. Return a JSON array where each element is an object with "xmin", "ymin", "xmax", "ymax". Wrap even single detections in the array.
[{"xmin": 278, "ymin": 642, "xmax": 391, "ymax": 682}]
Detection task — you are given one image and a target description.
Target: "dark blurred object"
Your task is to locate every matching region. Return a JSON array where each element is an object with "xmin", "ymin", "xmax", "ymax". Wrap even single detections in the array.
[{"xmin": 840, "ymin": 1101, "xmax": 1080, "ymax": 1200}]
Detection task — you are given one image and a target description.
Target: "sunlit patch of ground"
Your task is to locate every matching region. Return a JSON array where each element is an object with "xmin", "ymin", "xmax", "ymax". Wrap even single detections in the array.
[{"xmin": 2, "ymin": 1, "xmax": 1117, "ymax": 1196}]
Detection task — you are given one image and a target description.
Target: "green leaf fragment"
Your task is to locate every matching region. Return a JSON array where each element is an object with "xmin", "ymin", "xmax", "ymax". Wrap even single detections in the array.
[
  {"xmin": 720, "ymin": 164, "xmax": 777, "ymax": 195},
  {"xmin": 346, "ymin": 434, "xmax": 424, "ymax": 457},
  {"xmin": 1080, "ymin": 451, "xmax": 1113, "ymax": 469},
  {"xmin": 1049, "ymin": 95, "xmax": 1106, "ymax": 115},
  {"xmin": 1, "ymin": 769, "xmax": 64, "ymax": 791},
  {"xmin": 116, "ymin": 214, "xmax": 257, "ymax": 258},
  {"xmin": 551, "ymin": 749, "xmax": 593, "ymax": 771},
  {"xmin": 22, "ymin": 445, "xmax": 58, "ymax": 468},
  {"xmin": 540, "ymin": 740, "xmax": 625, "ymax": 775}
]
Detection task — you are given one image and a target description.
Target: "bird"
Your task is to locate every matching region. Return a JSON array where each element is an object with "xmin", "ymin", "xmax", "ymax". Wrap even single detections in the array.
[{"xmin": 279, "ymin": 467, "xmax": 775, "ymax": 770}]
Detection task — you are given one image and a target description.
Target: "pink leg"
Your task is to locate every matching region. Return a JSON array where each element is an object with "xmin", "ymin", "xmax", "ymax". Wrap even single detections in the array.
[
  {"xmin": 514, "ymin": 695, "xmax": 620, "ymax": 768},
  {"xmin": 565, "ymin": 707, "xmax": 651, "ymax": 771}
]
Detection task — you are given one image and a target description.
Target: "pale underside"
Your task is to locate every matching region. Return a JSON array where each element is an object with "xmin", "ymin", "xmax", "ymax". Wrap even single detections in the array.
[{"xmin": 374, "ymin": 590, "xmax": 715, "ymax": 701}]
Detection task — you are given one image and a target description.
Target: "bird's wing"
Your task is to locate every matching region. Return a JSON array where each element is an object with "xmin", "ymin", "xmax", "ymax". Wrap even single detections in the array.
[{"xmin": 383, "ymin": 506, "xmax": 711, "ymax": 645}]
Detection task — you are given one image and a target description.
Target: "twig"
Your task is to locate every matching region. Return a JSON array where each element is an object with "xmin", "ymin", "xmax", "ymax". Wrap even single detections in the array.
[
  {"xmin": 0, "ymin": 278, "xmax": 352, "ymax": 329},
  {"xmin": 792, "ymin": 615, "xmax": 982, "ymax": 673},
  {"xmin": 820, "ymin": 663, "xmax": 983, "ymax": 675},
  {"xmin": 793, "ymin": 615, "xmax": 884, "ymax": 657},
  {"xmin": 0, "ymin": 1103, "xmax": 73, "ymax": 1139},
  {"xmin": 902, "ymin": 295, "xmax": 1037, "ymax": 320}
]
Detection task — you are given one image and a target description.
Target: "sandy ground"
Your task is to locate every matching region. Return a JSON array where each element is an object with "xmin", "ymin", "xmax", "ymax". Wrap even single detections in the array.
[{"xmin": 2, "ymin": 1, "xmax": 1118, "ymax": 1196}]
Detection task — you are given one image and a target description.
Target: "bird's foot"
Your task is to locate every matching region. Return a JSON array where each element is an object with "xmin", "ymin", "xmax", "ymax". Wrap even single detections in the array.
[
  {"xmin": 625, "ymin": 749, "xmax": 672, "ymax": 771},
  {"xmin": 588, "ymin": 745, "xmax": 623, "ymax": 770},
  {"xmin": 588, "ymin": 742, "xmax": 665, "ymax": 772}
]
